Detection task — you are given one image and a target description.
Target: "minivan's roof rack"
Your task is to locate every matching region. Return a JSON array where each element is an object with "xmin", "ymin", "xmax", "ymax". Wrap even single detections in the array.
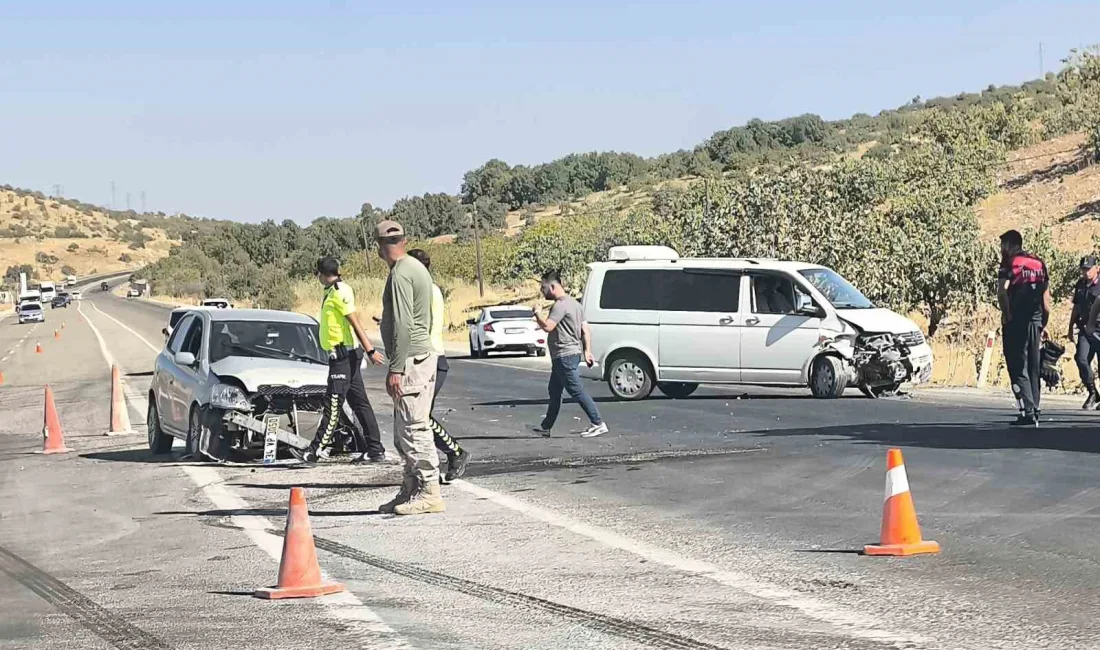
[{"xmin": 607, "ymin": 246, "xmax": 679, "ymax": 262}]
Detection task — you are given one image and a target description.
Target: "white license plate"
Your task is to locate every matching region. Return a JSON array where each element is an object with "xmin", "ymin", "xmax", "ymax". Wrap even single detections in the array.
[{"xmin": 505, "ymin": 328, "xmax": 525, "ymax": 334}]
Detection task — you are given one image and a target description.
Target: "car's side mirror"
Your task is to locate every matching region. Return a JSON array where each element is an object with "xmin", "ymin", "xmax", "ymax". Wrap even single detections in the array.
[
  {"xmin": 174, "ymin": 351, "xmax": 197, "ymax": 367},
  {"xmin": 162, "ymin": 328, "xmax": 170, "ymax": 339},
  {"xmin": 466, "ymin": 318, "xmax": 476, "ymax": 325},
  {"xmin": 797, "ymin": 303, "xmax": 825, "ymax": 318}
]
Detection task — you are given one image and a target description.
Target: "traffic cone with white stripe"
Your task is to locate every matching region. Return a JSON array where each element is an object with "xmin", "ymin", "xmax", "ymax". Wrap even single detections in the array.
[
  {"xmin": 864, "ymin": 448, "xmax": 940, "ymax": 557},
  {"xmin": 105, "ymin": 364, "xmax": 132, "ymax": 435}
]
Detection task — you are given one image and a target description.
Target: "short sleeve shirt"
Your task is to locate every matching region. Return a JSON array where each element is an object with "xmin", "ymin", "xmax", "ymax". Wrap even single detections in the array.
[
  {"xmin": 547, "ymin": 295, "xmax": 586, "ymax": 359},
  {"xmin": 319, "ymin": 281, "xmax": 357, "ymax": 351},
  {"xmin": 998, "ymin": 252, "xmax": 1049, "ymax": 325}
]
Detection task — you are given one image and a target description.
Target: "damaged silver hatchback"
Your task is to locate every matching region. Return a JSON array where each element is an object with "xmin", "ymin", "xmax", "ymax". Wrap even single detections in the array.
[{"xmin": 147, "ymin": 308, "xmax": 362, "ymax": 463}]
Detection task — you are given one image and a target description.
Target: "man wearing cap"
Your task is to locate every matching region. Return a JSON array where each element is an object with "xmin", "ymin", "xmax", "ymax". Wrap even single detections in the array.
[
  {"xmin": 374, "ymin": 221, "xmax": 444, "ymax": 515},
  {"xmin": 299, "ymin": 256, "xmax": 387, "ymax": 464},
  {"xmin": 1070, "ymin": 256, "xmax": 1100, "ymax": 409}
]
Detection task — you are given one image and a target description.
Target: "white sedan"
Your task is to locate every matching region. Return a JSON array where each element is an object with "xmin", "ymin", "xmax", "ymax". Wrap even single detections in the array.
[
  {"xmin": 467, "ymin": 306, "xmax": 547, "ymax": 358},
  {"xmin": 70, "ymin": 291, "xmax": 83, "ymax": 300}
]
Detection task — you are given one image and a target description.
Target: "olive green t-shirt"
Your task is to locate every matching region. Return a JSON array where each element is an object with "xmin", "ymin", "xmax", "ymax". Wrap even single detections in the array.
[{"xmin": 381, "ymin": 256, "xmax": 433, "ymax": 372}]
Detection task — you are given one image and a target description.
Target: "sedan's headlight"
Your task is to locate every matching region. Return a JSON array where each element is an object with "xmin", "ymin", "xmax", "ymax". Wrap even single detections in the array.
[{"xmin": 210, "ymin": 383, "xmax": 251, "ymax": 411}]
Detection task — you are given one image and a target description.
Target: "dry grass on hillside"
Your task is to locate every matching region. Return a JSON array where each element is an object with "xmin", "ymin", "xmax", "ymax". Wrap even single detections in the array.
[
  {"xmin": 0, "ymin": 187, "xmax": 175, "ymax": 281},
  {"xmin": 976, "ymin": 133, "xmax": 1100, "ymax": 250}
]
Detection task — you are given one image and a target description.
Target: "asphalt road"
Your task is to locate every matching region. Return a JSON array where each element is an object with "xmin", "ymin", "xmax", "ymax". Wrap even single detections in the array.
[{"xmin": 2, "ymin": 282, "xmax": 1099, "ymax": 649}]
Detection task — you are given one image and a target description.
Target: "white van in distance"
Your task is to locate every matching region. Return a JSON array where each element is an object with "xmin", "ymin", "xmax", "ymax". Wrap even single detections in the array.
[{"xmin": 579, "ymin": 246, "xmax": 933, "ymax": 400}]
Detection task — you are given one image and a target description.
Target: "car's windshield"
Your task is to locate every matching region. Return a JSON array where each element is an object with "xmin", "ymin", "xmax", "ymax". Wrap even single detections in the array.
[
  {"xmin": 799, "ymin": 268, "xmax": 874, "ymax": 309},
  {"xmin": 208, "ymin": 320, "xmax": 325, "ymax": 365},
  {"xmin": 489, "ymin": 308, "xmax": 535, "ymax": 320}
]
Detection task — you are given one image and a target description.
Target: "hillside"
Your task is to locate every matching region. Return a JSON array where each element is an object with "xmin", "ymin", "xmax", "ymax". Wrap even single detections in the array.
[
  {"xmin": 976, "ymin": 132, "xmax": 1100, "ymax": 250},
  {"xmin": 0, "ymin": 186, "xmax": 178, "ymax": 287}
]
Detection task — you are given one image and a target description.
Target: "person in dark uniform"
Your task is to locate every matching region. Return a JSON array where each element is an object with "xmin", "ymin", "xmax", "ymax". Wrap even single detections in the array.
[
  {"xmin": 997, "ymin": 230, "xmax": 1052, "ymax": 427},
  {"xmin": 1069, "ymin": 256, "xmax": 1100, "ymax": 409}
]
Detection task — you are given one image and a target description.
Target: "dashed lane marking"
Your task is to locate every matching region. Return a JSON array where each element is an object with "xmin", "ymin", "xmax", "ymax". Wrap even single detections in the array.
[
  {"xmin": 453, "ymin": 479, "xmax": 930, "ymax": 649},
  {"xmin": 0, "ymin": 543, "xmax": 170, "ymax": 649}
]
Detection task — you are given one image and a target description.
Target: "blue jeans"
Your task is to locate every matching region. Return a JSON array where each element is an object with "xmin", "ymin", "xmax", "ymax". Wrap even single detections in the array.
[{"xmin": 541, "ymin": 354, "xmax": 602, "ymax": 429}]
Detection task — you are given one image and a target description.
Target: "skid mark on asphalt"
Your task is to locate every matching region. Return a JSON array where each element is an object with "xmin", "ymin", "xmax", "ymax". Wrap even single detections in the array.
[
  {"xmin": 0, "ymin": 543, "xmax": 170, "ymax": 649},
  {"xmin": 81, "ymin": 302, "xmax": 411, "ymax": 649},
  {"xmin": 305, "ymin": 532, "xmax": 731, "ymax": 650},
  {"xmin": 452, "ymin": 479, "xmax": 929, "ymax": 649},
  {"xmin": 470, "ymin": 447, "xmax": 765, "ymax": 477},
  {"xmin": 180, "ymin": 466, "xmax": 412, "ymax": 650}
]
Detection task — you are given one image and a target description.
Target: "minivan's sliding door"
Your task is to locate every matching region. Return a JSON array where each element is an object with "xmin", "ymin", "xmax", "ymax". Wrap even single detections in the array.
[{"xmin": 657, "ymin": 270, "xmax": 743, "ymax": 382}]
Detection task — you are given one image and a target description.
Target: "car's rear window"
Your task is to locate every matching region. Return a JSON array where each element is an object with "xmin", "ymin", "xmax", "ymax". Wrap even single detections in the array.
[
  {"xmin": 489, "ymin": 308, "xmax": 535, "ymax": 320},
  {"xmin": 169, "ymin": 311, "xmax": 188, "ymax": 327},
  {"xmin": 20, "ymin": 305, "xmax": 42, "ymax": 313}
]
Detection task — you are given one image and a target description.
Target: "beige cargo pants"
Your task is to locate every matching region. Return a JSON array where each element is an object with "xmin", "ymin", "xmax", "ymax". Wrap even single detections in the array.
[{"xmin": 393, "ymin": 352, "xmax": 439, "ymax": 486}]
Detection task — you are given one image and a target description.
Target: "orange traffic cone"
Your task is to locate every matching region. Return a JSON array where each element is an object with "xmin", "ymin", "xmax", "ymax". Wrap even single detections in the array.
[
  {"xmin": 864, "ymin": 449, "xmax": 939, "ymax": 556},
  {"xmin": 35, "ymin": 342, "xmax": 42, "ymax": 354},
  {"xmin": 255, "ymin": 488, "xmax": 344, "ymax": 600},
  {"xmin": 105, "ymin": 364, "xmax": 132, "ymax": 435},
  {"xmin": 0, "ymin": 370, "xmax": 4, "ymax": 386},
  {"xmin": 41, "ymin": 386, "xmax": 72, "ymax": 455}
]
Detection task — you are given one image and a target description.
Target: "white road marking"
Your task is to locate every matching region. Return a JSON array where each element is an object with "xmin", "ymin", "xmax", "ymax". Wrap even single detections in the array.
[
  {"xmin": 83, "ymin": 301, "xmax": 411, "ymax": 649},
  {"xmin": 90, "ymin": 302, "xmax": 161, "ymax": 353},
  {"xmin": 453, "ymin": 479, "xmax": 929, "ymax": 648},
  {"xmin": 182, "ymin": 466, "xmax": 412, "ymax": 650}
]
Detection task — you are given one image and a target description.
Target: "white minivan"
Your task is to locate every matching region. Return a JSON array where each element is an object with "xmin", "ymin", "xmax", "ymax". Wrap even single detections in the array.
[{"xmin": 580, "ymin": 246, "xmax": 933, "ymax": 400}]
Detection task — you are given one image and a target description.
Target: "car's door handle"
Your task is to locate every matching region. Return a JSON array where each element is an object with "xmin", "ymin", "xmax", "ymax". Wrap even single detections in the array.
[
  {"xmin": 745, "ymin": 317, "xmax": 760, "ymax": 326},
  {"xmin": 719, "ymin": 316, "xmax": 736, "ymax": 325}
]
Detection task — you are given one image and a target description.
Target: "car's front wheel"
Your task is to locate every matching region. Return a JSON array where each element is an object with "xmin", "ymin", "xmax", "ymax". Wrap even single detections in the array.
[
  {"xmin": 810, "ymin": 355, "xmax": 847, "ymax": 399},
  {"xmin": 607, "ymin": 353, "xmax": 654, "ymax": 401},
  {"xmin": 147, "ymin": 398, "xmax": 173, "ymax": 454}
]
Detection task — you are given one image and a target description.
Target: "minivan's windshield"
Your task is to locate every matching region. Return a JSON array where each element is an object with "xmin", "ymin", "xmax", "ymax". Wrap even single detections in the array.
[
  {"xmin": 208, "ymin": 320, "xmax": 326, "ymax": 365},
  {"xmin": 799, "ymin": 268, "xmax": 874, "ymax": 309}
]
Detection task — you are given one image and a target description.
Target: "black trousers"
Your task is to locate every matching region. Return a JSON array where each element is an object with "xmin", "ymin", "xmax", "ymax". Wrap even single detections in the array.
[
  {"xmin": 1004, "ymin": 321, "xmax": 1042, "ymax": 416},
  {"xmin": 1075, "ymin": 331, "xmax": 1099, "ymax": 388},
  {"xmin": 312, "ymin": 347, "xmax": 384, "ymax": 457},
  {"xmin": 430, "ymin": 356, "xmax": 462, "ymax": 456}
]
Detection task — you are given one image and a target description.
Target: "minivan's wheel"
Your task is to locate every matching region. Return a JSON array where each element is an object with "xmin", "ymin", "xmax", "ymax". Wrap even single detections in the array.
[
  {"xmin": 186, "ymin": 407, "xmax": 203, "ymax": 458},
  {"xmin": 657, "ymin": 382, "xmax": 699, "ymax": 399},
  {"xmin": 810, "ymin": 355, "xmax": 847, "ymax": 399},
  {"xmin": 535, "ymin": 348, "xmax": 547, "ymax": 358},
  {"xmin": 607, "ymin": 353, "xmax": 654, "ymax": 401},
  {"xmin": 147, "ymin": 398, "xmax": 173, "ymax": 454}
]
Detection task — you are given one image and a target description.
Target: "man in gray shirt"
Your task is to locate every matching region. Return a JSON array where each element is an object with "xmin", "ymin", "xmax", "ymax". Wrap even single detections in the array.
[{"xmin": 533, "ymin": 270, "xmax": 608, "ymax": 438}]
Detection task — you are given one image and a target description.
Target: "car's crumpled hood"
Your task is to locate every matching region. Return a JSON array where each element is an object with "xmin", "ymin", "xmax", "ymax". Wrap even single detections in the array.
[
  {"xmin": 835, "ymin": 308, "xmax": 921, "ymax": 336},
  {"xmin": 210, "ymin": 356, "xmax": 329, "ymax": 393}
]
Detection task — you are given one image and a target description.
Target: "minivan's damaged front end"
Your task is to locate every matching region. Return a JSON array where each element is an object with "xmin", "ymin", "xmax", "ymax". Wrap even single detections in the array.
[{"xmin": 814, "ymin": 320, "xmax": 933, "ymax": 398}]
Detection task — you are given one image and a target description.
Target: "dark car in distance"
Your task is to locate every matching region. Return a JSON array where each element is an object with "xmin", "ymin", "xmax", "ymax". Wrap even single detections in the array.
[{"xmin": 51, "ymin": 294, "xmax": 71, "ymax": 309}]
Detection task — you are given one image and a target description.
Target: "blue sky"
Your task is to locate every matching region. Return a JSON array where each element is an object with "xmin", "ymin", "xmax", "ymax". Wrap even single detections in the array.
[{"xmin": 1, "ymin": 0, "xmax": 1098, "ymax": 223}]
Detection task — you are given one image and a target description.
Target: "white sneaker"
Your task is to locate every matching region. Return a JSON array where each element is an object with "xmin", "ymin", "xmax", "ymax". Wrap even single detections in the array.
[{"xmin": 580, "ymin": 422, "xmax": 608, "ymax": 438}]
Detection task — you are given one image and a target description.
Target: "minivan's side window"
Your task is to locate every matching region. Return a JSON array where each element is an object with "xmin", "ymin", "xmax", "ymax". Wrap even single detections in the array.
[
  {"xmin": 663, "ymin": 271, "xmax": 740, "ymax": 313},
  {"xmin": 752, "ymin": 274, "xmax": 812, "ymax": 315},
  {"xmin": 167, "ymin": 315, "xmax": 194, "ymax": 354},
  {"xmin": 600, "ymin": 269, "xmax": 663, "ymax": 310},
  {"xmin": 599, "ymin": 269, "xmax": 740, "ymax": 312}
]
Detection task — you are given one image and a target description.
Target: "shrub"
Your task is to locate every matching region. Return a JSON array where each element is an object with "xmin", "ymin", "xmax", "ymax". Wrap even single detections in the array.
[
  {"xmin": 119, "ymin": 253, "xmax": 133, "ymax": 263},
  {"xmin": 67, "ymin": 243, "xmax": 79, "ymax": 252},
  {"xmin": 35, "ymin": 251, "xmax": 59, "ymax": 265}
]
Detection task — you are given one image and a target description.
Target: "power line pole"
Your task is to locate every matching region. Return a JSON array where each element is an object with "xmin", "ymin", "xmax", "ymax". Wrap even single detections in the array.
[
  {"xmin": 110, "ymin": 181, "xmax": 116, "ymax": 211},
  {"xmin": 140, "ymin": 191, "xmax": 146, "ymax": 214},
  {"xmin": 1039, "ymin": 42, "xmax": 1045, "ymax": 78},
  {"xmin": 52, "ymin": 184, "xmax": 61, "ymax": 199},
  {"xmin": 126, "ymin": 192, "xmax": 131, "ymax": 211},
  {"xmin": 472, "ymin": 203, "xmax": 484, "ymax": 298}
]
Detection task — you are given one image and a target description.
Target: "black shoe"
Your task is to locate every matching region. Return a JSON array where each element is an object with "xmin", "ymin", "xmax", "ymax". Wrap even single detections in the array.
[
  {"xmin": 289, "ymin": 446, "xmax": 318, "ymax": 465},
  {"xmin": 1010, "ymin": 414, "xmax": 1039, "ymax": 427},
  {"xmin": 445, "ymin": 448, "xmax": 471, "ymax": 482},
  {"xmin": 1085, "ymin": 393, "xmax": 1100, "ymax": 410}
]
